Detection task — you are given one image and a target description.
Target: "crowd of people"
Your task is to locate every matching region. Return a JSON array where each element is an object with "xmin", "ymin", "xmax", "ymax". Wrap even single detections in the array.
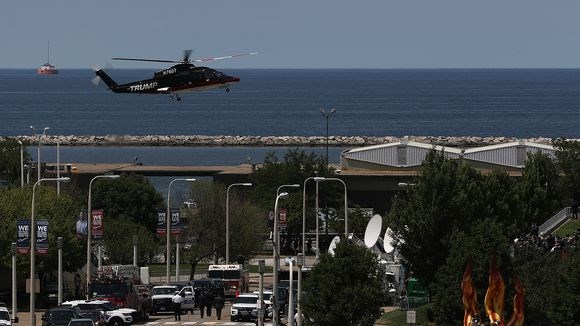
[{"xmin": 512, "ymin": 223, "xmax": 578, "ymax": 257}]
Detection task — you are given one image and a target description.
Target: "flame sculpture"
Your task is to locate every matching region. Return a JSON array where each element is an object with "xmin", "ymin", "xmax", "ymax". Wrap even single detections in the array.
[{"xmin": 462, "ymin": 255, "xmax": 525, "ymax": 326}]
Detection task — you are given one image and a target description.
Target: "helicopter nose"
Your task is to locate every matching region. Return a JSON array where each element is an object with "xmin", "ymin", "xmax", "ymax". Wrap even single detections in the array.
[{"xmin": 230, "ymin": 76, "xmax": 240, "ymax": 82}]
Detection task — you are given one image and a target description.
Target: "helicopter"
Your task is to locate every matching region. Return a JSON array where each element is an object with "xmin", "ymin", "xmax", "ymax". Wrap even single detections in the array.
[{"xmin": 93, "ymin": 50, "xmax": 257, "ymax": 101}]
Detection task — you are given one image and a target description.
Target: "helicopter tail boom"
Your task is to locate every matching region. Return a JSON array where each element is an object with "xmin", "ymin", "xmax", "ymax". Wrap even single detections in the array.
[{"xmin": 94, "ymin": 69, "xmax": 120, "ymax": 92}]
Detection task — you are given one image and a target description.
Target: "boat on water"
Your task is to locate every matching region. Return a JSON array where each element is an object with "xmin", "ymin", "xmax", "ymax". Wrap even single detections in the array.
[{"xmin": 37, "ymin": 42, "xmax": 58, "ymax": 75}]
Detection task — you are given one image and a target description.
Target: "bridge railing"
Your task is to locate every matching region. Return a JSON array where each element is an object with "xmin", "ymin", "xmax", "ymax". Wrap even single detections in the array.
[{"xmin": 539, "ymin": 207, "xmax": 571, "ymax": 236}]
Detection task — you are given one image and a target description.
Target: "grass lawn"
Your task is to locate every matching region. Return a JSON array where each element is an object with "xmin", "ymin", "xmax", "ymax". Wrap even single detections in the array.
[
  {"xmin": 554, "ymin": 218, "xmax": 580, "ymax": 237},
  {"xmin": 377, "ymin": 303, "xmax": 434, "ymax": 326}
]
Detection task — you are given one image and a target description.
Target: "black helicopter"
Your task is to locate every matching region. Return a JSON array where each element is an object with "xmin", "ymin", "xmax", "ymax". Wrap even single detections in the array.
[{"xmin": 93, "ymin": 50, "xmax": 257, "ymax": 101}]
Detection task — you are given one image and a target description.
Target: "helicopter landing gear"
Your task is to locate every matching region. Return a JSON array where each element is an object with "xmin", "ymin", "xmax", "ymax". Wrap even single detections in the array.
[
  {"xmin": 169, "ymin": 95, "xmax": 182, "ymax": 101},
  {"xmin": 225, "ymin": 88, "xmax": 230, "ymax": 93}
]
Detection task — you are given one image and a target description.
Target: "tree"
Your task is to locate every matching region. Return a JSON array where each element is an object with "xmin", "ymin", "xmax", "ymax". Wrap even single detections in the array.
[
  {"xmin": 249, "ymin": 149, "xmax": 338, "ymax": 252},
  {"xmin": 180, "ymin": 181, "xmax": 266, "ymax": 279},
  {"xmin": 0, "ymin": 138, "xmax": 30, "ymax": 185},
  {"xmin": 553, "ymin": 139, "xmax": 580, "ymax": 203},
  {"xmin": 101, "ymin": 217, "xmax": 157, "ymax": 265},
  {"xmin": 91, "ymin": 173, "xmax": 164, "ymax": 234},
  {"xmin": 0, "ymin": 186, "xmax": 84, "ymax": 275},
  {"xmin": 302, "ymin": 240, "xmax": 383, "ymax": 326},
  {"xmin": 517, "ymin": 152, "xmax": 561, "ymax": 226}
]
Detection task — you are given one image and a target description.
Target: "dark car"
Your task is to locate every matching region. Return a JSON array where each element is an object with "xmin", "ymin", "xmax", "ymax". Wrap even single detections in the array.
[
  {"xmin": 40, "ymin": 282, "xmax": 63, "ymax": 308},
  {"xmin": 42, "ymin": 307, "xmax": 83, "ymax": 326},
  {"xmin": 190, "ymin": 279, "xmax": 224, "ymax": 307}
]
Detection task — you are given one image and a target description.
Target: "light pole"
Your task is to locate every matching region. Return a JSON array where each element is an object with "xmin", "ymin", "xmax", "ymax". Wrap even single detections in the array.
[
  {"xmin": 314, "ymin": 177, "xmax": 349, "ymax": 238},
  {"xmin": 166, "ymin": 178, "xmax": 196, "ymax": 283},
  {"xmin": 11, "ymin": 242, "xmax": 17, "ymax": 323},
  {"xmin": 296, "ymin": 253, "xmax": 304, "ymax": 326},
  {"xmin": 87, "ymin": 174, "xmax": 120, "ymax": 299},
  {"xmin": 57, "ymin": 237, "xmax": 63, "ymax": 305},
  {"xmin": 226, "ymin": 182, "xmax": 252, "ymax": 264},
  {"xmin": 275, "ymin": 184, "xmax": 299, "ymax": 265},
  {"xmin": 18, "ymin": 140, "xmax": 24, "ymax": 188},
  {"xmin": 30, "ymin": 177, "xmax": 70, "ymax": 326},
  {"xmin": 272, "ymin": 192, "xmax": 289, "ymax": 326},
  {"xmin": 30, "ymin": 126, "xmax": 49, "ymax": 182},
  {"xmin": 320, "ymin": 108, "xmax": 336, "ymax": 165}
]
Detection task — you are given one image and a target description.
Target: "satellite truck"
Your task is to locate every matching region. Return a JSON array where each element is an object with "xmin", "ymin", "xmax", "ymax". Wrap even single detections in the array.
[
  {"xmin": 207, "ymin": 264, "xmax": 249, "ymax": 300},
  {"xmin": 89, "ymin": 265, "xmax": 147, "ymax": 320}
]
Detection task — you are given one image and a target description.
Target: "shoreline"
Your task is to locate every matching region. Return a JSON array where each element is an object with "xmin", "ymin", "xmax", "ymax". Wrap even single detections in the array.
[{"xmin": 2, "ymin": 135, "xmax": 574, "ymax": 147}]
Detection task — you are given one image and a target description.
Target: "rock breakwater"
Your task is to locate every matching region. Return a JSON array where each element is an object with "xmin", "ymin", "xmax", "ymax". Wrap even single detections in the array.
[{"xmin": 3, "ymin": 135, "xmax": 570, "ymax": 147}]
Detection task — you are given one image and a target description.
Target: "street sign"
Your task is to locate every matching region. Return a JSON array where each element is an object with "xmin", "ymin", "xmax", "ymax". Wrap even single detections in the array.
[{"xmin": 406, "ymin": 310, "xmax": 416, "ymax": 324}]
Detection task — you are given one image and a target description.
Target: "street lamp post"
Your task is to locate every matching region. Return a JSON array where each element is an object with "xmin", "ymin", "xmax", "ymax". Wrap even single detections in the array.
[
  {"xmin": 166, "ymin": 178, "xmax": 196, "ymax": 283},
  {"xmin": 30, "ymin": 177, "xmax": 70, "ymax": 326},
  {"xmin": 272, "ymin": 192, "xmax": 289, "ymax": 326},
  {"xmin": 314, "ymin": 177, "xmax": 349, "ymax": 237},
  {"xmin": 87, "ymin": 175, "xmax": 120, "ymax": 299},
  {"xmin": 226, "ymin": 183, "xmax": 252, "ymax": 264},
  {"xmin": 320, "ymin": 108, "xmax": 336, "ymax": 165},
  {"xmin": 18, "ymin": 140, "xmax": 24, "ymax": 188},
  {"xmin": 30, "ymin": 126, "xmax": 49, "ymax": 182},
  {"xmin": 275, "ymin": 184, "xmax": 299, "ymax": 266}
]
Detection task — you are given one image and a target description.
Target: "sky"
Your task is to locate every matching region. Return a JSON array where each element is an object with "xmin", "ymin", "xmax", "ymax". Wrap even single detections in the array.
[{"xmin": 1, "ymin": 0, "xmax": 579, "ymax": 69}]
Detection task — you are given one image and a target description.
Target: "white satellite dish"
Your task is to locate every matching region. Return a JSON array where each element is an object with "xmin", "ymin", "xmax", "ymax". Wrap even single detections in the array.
[
  {"xmin": 364, "ymin": 214, "xmax": 382, "ymax": 248},
  {"xmin": 383, "ymin": 227, "xmax": 394, "ymax": 253},
  {"xmin": 327, "ymin": 236, "xmax": 341, "ymax": 256}
]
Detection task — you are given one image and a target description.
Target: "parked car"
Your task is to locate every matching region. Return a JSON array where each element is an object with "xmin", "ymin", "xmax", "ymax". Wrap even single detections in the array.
[
  {"xmin": 190, "ymin": 279, "xmax": 224, "ymax": 307},
  {"xmin": 61, "ymin": 300, "xmax": 136, "ymax": 326},
  {"xmin": 42, "ymin": 307, "xmax": 84, "ymax": 326},
  {"xmin": 0, "ymin": 306, "xmax": 12, "ymax": 326},
  {"xmin": 230, "ymin": 293, "xmax": 259, "ymax": 322}
]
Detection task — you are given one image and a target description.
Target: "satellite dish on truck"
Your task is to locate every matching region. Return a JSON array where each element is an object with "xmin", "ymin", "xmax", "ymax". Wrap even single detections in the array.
[
  {"xmin": 364, "ymin": 214, "xmax": 382, "ymax": 248},
  {"xmin": 383, "ymin": 227, "xmax": 395, "ymax": 253},
  {"xmin": 327, "ymin": 236, "xmax": 341, "ymax": 256}
]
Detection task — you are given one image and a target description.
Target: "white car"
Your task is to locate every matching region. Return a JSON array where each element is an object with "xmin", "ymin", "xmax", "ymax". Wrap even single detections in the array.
[
  {"xmin": 252, "ymin": 290, "xmax": 273, "ymax": 320},
  {"xmin": 61, "ymin": 300, "xmax": 136, "ymax": 326},
  {"xmin": 0, "ymin": 307, "xmax": 12, "ymax": 326},
  {"xmin": 230, "ymin": 293, "xmax": 259, "ymax": 322}
]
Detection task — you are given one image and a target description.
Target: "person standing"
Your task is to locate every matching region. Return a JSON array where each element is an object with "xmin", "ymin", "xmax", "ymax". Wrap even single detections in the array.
[
  {"xmin": 197, "ymin": 291, "xmax": 208, "ymax": 318},
  {"xmin": 172, "ymin": 291, "xmax": 183, "ymax": 321},
  {"xmin": 572, "ymin": 199, "xmax": 579, "ymax": 220},
  {"xmin": 205, "ymin": 291, "xmax": 214, "ymax": 317},
  {"xmin": 213, "ymin": 292, "xmax": 224, "ymax": 320}
]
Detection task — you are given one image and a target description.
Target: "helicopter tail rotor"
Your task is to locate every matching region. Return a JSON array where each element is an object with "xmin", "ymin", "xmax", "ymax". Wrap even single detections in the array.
[{"xmin": 91, "ymin": 63, "xmax": 113, "ymax": 86}]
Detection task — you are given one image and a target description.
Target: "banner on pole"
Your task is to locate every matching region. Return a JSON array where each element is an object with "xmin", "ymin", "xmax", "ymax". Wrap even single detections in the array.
[
  {"xmin": 92, "ymin": 209, "xmax": 104, "ymax": 240},
  {"xmin": 157, "ymin": 209, "xmax": 166, "ymax": 236},
  {"xmin": 17, "ymin": 219, "xmax": 30, "ymax": 255},
  {"xmin": 170, "ymin": 208, "xmax": 181, "ymax": 235},
  {"xmin": 36, "ymin": 220, "xmax": 49, "ymax": 255}
]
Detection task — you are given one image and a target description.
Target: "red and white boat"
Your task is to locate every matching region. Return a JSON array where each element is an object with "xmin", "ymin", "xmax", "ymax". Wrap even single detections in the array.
[{"xmin": 37, "ymin": 42, "xmax": 58, "ymax": 75}]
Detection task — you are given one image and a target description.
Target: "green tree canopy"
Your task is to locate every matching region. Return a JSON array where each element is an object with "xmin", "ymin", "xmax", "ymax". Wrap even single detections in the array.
[
  {"xmin": 91, "ymin": 173, "xmax": 164, "ymax": 233},
  {"xmin": 101, "ymin": 217, "xmax": 156, "ymax": 265},
  {"xmin": 302, "ymin": 239, "xmax": 383, "ymax": 326},
  {"xmin": 0, "ymin": 186, "xmax": 84, "ymax": 274},
  {"xmin": 0, "ymin": 138, "xmax": 30, "ymax": 185},
  {"xmin": 181, "ymin": 181, "xmax": 266, "ymax": 279}
]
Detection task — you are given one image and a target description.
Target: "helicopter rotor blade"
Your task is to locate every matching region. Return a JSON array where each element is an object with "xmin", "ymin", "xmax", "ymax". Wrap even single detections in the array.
[
  {"xmin": 111, "ymin": 57, "xmax": 181, "ymax": 64},
  {"xmin": 183, "ymin": 50, "xmax": 192, "ymax": 63},
  {"xmin": 192, "ymin": 52, "xmax": 258, "ymax": 63}
]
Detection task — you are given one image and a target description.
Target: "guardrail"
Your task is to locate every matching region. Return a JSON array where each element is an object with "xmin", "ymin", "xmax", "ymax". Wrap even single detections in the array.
[{"xmin": 539, "ymin": 207, "xmax": 571, "ymax": 236}]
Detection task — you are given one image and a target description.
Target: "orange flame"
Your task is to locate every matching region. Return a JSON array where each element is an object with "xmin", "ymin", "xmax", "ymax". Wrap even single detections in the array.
[
  {"xmin": 484, "ymin": 253, "xmax": 505, "ymax": 325},
  {"xmin": 461, "ymin": 258, "xmax": 479, "ymax": 326},
  {"xmin": 506, "ymin": 276, "xmax": 525, "ymax": 326},
  {"xmin": 461, "ymin": 255, "xmax": 524, "ymax": 326}
]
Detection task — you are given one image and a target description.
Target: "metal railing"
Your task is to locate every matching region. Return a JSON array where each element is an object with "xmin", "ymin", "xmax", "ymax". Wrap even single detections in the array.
[{"xmin": 539, "ymin": 207, "xmax": 571, "ymax": 236}]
